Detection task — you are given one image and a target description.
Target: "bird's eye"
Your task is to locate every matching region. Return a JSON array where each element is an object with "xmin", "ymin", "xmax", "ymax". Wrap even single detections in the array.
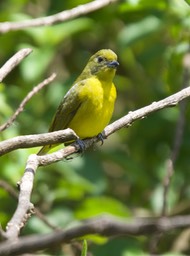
[{"xmin": 97, "ymin": 56, "xmax": 104, "ymax": 63}]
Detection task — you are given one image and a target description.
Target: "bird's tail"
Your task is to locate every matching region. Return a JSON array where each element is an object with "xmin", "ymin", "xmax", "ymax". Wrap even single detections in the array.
[
  {"xmin": 37, "ymin": 138, "xmax": 75, "ymax": 155},
  {"xmin": 37, "ymin": 145, "xmax": 51, "ymax": 155}
]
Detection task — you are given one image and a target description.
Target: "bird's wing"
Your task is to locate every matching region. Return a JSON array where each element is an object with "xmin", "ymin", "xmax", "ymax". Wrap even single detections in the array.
[{"xmin": 48, "ymin": 81, "xmax": 84, "ymax": 132}]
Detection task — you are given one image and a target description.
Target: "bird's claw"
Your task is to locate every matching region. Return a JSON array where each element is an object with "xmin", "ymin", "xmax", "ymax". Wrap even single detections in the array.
[
  {"xmin": 97, "ymin": 132, "xmax": 106, "ymax": 145},
  {"xmin": 76, "ymin": 139, "xmax": 86, "ymax": 153}
]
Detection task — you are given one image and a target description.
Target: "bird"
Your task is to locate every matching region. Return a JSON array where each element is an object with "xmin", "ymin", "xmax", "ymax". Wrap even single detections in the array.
[{"xmin": 37, "ymin": 49, "xmax": 119, "ymax": 155}]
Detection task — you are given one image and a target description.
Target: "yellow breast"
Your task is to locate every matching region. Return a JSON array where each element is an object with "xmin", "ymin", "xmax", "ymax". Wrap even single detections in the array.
[{"xmin": 69, "ymin": 77, "xmax": 116, "ymax": 138}]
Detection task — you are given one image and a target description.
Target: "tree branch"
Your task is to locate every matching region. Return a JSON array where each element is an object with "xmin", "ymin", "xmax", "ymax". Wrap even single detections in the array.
[
  {"xmin": 0, "ymin": 73, "xmax": 56, "ymax": 132},
  {"xmin": 0, "ymin": 0, "xmax": 118, "ymax": 33},
  {"xmin": 1, "ymin": 214, "xmax": 190, "ymax": 255},
  {"xmin": 149, "ymin": 52, "xmax": 190, "ymax": 254},
  {"xmin": 162, "ymin": 53, "xmax": 190, "ymax": 217},
  {"xmin": 105, "ymin": 85, "xmax": 190, "ymax": 137},
  {"xmin": 0, "ymin": 180, "xmax": 59, "ymax": 231},
  {"xmin": 0, "ymin": 48, "xmax": 32, "ymax": 82},
  {"xmin": 0, "ymin": 129, "xmax": 78, "ymax": 155},
  {"xmin": 5, "ymin": 170, "xmax": 36, "ymax": 239},
  {"xmin": 1, "ymin": 83, "xmax": 190, "ymax": 157},
  {"xmin": 2, "ymin": 84, "xmax": 190, "ymax": 241},
  {"xmin": 1, "ymin": 84, "xmax": 190, "ymax": 156}
]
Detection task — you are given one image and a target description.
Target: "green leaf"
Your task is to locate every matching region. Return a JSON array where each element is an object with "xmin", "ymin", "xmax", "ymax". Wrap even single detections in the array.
[
  {"xmin": 26, "ymin": 18, "xmax": 94, "ymax": 46},
  {"xmin": 75, "ymin": 196, "xmax": 131, "ymax": 219},
  {"xmin": 118, "ymin": 16, "xmax": 162, "ymax": 46},
  {"xmin": 81, "ymin": 240, "xmax": 88, "ymax": 256},
  {"xmin": 19, "ymin": 45, "xmax": 54, "ymax": 82}
]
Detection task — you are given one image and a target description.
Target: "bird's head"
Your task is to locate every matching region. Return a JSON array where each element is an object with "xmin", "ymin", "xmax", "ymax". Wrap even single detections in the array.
[{"xmin": 82, "ymin": 49, "xmax": 119, "ymax": 81}]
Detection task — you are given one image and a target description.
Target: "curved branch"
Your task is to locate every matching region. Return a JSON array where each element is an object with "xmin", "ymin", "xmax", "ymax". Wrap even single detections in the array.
[
  {"xmin": 0, "ymin": 180, "xmax": 61, "ymax": 231},
  {"xmin": 105, "ymin": 85, "xmax": 190, "ymax": 137},
  {"xmin": 162, "ymin": 53, "xmax": 190, "ymax": 216},
  {"xmin": 1, "ymin": 215, "xmax": 190, "ymax": 255},
  {"xmin": 0, "ymin": 0, "xmax": 118, "ymax": 33},
  {"xmin": 1, "ymin": 84, "xmax": 190, "ymax": 156},
  {"xmin": 0, "ymin": 73, "xmax": 56, "ymax": 132},
  {"xmin": 0, "ymin": 129, "xmax": 78, "ymax": 155},
  {"xmin": 0, "ymin": 48, "xmax": 32, "ymax": 82},
  {"xmin": 3, "ymin": 85, "xmax": 190, "ymax": 241}
]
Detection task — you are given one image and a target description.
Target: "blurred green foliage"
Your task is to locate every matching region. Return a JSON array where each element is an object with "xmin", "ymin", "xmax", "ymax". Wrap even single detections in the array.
[{"xmin": 1, "ymin": 0, "xmax": 190, "ymax": 255}]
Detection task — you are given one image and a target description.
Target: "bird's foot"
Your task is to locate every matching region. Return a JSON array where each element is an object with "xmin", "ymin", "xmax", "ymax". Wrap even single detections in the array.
[
  {"xmin": 97, "ymin": 132, "xmax": 107, "ymax": 145},
  {"xmin": 76, "ymin": 139, "xmax": 86, "ymax": 153}
]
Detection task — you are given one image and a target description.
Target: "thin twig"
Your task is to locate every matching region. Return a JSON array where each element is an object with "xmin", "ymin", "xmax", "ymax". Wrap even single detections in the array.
[
  {"xmin": 1, "ymin": 215, "xmax": 190, "ymax": 255},
  {"xmin": 0, "ymin": 0, "xmax": 118, "ymax": 33},
  {"xmin": 0, "ymin": 48, "xmax": 32, "ymax": 82},
  {"xmin": 149, "ymin": 52, "xmax": 190, "ymax": 254},
  {"xmin": 0, "ymin": 180, "xmax": 18, "ymax": 199},
  {"xmin": 0, "ymin": 73, "xmax": 56, "ymax": 132},
  {"xmin": 162, "ymin": 53, "xmax": 190, "ymax": 217},
  {"xmin": 0, "ymin": 180, "xmax": 58, "ymax": 231},
  {"xmin": 33, "ymin": 208, "xmax": 59, "ymax": 231}
]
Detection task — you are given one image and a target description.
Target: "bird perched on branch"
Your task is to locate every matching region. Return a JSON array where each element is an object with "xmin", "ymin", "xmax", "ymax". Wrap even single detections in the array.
[{"xmin": 38, "ymin": 49, "xmax": 119, "ymax": 155}]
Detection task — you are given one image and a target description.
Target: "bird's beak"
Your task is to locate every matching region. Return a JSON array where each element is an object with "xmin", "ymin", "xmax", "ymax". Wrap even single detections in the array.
[{"xmin": 107, "ymin": 60, "xmax": 119, "ymax": 69}]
